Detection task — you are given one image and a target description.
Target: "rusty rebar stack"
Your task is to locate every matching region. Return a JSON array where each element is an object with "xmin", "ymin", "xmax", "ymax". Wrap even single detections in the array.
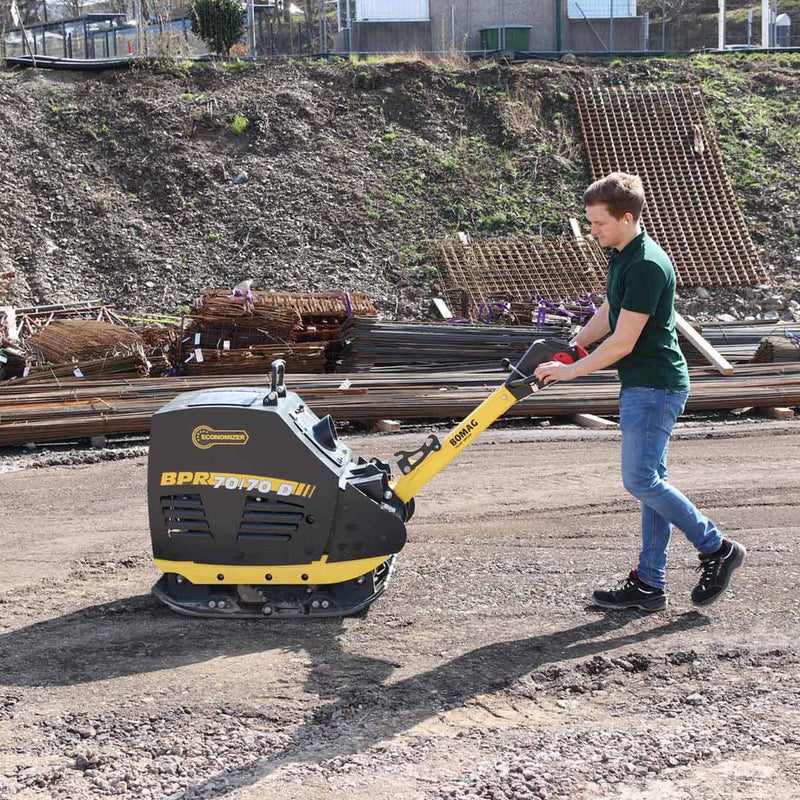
[
  {"xmin": 752, "ymin": 336, "xmax": 800, "ymax": 364},
  {"xmin": 25, "ymin": 319, "xmax": 141, "ymax": 363},
  {"xmin": 181, "ymin": 343, "xmax": 328, "ymax": 376},
  {"xmin": 10, "ymin": 349, "xmax": 151, "ymax": 384},
  {"xmin": 1, "ymin": 363, "xmax": 798, "ymax": 447}
]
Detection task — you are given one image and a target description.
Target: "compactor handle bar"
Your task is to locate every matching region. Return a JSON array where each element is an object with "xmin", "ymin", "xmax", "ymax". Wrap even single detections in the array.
[
  {"xmin": 501, "ymin": 338, "xmax": 587, "ymax": 398},
  {"xmin": 391, "ymin": 338, "xmax": 587, "ymax": 504}
]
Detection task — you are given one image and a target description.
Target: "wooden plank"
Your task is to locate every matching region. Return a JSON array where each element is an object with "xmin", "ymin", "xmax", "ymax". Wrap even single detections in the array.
[
  {"xmin": 759, "ymin": 406, "xmax": 795, "ymax": 420},
  {"xmin": 568, "ymin": 218, "xmax": 584, "ymax": 241},
  {"xmin": 372, "ymin": 419, "xmax": 401, "ymax": 432},
  {"xmin": 674, "ymin": 313, "xmax": 735, "ymax": 376},
  {"xmin": 571, "ymin": 412, "xmax": 617, "ymax": 430}
]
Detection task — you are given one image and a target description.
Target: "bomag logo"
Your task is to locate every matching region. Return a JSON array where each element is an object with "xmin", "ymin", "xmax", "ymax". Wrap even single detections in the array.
[
  {"xmin": 191, "ymin": 425, "xmax": 250, "ymax": 450},
  {"xmin": 449, "ymin": 418, "xmax": 479, "ymax": 448}
]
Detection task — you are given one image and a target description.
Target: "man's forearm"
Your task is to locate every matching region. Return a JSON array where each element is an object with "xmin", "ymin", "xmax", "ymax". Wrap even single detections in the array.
[{"xmin": 570, "ymin": 334, "xmax": 631, "ymax": 378}]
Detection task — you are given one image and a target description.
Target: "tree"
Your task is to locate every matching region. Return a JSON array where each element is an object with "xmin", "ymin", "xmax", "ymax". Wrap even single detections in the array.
[{"xmin": 189, "ymin": 0, "xmax": 246, "ymax": 56}]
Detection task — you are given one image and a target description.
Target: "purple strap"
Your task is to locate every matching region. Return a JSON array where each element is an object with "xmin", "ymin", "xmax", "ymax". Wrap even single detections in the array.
[
  {"xmin": 786, "ymin": 332, "xmax": 800, "ymax": 358},
  {"xmin": 536, "ymin": 298, "xmax": 548, "ymax": 329}
]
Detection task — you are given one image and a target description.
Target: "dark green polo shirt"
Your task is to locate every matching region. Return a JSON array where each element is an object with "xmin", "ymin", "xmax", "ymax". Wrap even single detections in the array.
[{"xmin": 606, "ymin": 231, "xmax": 690, "ymax": 392}]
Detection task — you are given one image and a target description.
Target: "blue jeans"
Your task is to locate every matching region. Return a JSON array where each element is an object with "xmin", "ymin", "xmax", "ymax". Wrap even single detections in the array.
[{"xmin": 619, "ymin": 387, "xmax": 723, "ymax": 590}]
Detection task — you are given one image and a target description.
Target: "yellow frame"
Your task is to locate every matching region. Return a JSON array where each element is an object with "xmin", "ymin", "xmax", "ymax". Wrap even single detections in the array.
[
  {"xmin": 392, "ymin": 385, "xmax": 519, "ymax": 503},
  {"xmin": 154, "ymin": 553, "xmax": 390, "ymax": 585}
]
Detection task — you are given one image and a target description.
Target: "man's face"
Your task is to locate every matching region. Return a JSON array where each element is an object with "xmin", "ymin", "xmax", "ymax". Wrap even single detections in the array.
[{"xmin": 586, "ymin": 204, "xmax": 632, "ymax": 249}]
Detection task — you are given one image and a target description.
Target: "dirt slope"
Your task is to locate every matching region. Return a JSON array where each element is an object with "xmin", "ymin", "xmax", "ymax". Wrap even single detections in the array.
[{"xmin": 0, "ymin": 54, "xmax": 798, "ymax": 319}]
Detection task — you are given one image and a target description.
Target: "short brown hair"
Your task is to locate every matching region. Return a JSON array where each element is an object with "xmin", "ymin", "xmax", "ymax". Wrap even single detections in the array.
[{"xmin": 583, "ymin": 172, "xmax": 645, "ymax": 222}]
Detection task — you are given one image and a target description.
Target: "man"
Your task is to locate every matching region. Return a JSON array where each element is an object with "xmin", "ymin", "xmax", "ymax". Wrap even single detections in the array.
[{"xmin": 534, "ymin": 172, "xmax": 745, "ymax": 611}]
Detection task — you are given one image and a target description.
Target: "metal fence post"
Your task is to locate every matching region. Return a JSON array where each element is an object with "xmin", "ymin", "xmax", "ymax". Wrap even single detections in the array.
[{"xmin": 609, "ymin": 0, "xmax": 614, "ymax": 52}]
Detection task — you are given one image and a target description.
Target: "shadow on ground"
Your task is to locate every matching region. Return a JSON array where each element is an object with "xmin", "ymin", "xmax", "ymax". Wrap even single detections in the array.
[{"xmin": 0, "ymin": 596, "xmax": 709, "ymax": 798}]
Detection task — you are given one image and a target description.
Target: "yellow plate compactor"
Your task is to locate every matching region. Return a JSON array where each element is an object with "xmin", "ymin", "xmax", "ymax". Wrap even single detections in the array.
[{"xmin": 148, "ymin": 338, "xmax": 586, "ymax": 618}]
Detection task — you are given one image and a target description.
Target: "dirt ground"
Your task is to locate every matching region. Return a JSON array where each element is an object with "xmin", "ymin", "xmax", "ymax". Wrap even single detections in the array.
[{"xmin": 1, "ymin": 420, "xmax": 799, "ymax": 799}]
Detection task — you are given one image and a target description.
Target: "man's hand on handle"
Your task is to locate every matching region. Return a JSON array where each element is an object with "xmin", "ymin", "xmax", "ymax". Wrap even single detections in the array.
[{"xmin": 534, "ymin": 360, "xmax": 579, "ymax": 385}]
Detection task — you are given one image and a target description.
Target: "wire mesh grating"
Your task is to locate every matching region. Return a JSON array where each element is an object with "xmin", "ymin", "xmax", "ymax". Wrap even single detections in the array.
[
  {"xmin": 574, "ymin": 86, "xmax": 767, "ymax": 287},
  {"xmin": 429, "ymin": 236, "xmax": 608, "ymax": 317}
]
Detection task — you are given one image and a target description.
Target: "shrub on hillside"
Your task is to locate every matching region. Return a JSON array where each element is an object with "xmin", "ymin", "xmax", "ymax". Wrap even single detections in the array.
[{"xmin": 190, "ymin": 0, "xmax": 247, "ymax": 57}]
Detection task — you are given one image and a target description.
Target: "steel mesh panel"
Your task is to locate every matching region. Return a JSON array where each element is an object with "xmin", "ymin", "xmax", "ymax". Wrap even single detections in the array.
[
  {"xmin": 430, "ymin": 236, "xmax": 608, "ymax": 316},
  {"xmin": 574, "ymin": 87, "xmax": 767, "ymax": 287}
]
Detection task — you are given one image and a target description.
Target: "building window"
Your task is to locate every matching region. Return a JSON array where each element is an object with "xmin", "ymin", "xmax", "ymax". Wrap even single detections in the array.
[
  {"xmin": 355, "ymin": 0, "xmax": 429, "ymax": 22},
  {"xmin": 567, "ymin": 0, "xmax": 637, "ymax": 19}
]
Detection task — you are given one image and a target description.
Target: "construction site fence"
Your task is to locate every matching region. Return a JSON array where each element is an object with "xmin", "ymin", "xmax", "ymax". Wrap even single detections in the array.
[{"xmin": 2, "ymin": 13, "xmax": 799, "ymax": 62}]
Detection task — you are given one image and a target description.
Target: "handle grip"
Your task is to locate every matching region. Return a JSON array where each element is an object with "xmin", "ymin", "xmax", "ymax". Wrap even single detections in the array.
[{"xmin": 503, "ymin": 338, "xmax": 587, "ymax": 398}]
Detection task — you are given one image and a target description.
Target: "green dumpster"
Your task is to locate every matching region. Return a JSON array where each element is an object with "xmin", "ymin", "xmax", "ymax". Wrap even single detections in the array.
[{"xmin": 479, "ymin": 25, "xmax": 532, "ymax": 51}]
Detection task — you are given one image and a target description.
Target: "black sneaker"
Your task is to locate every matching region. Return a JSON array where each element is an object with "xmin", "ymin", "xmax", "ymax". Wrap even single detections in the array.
[
  {"xmin": 592, "ymin": 570, "xmax": 667, "ymax": 611},
  {"xmin": 691, "ymin": 539, "xmax": 746, "ymax": 606}
]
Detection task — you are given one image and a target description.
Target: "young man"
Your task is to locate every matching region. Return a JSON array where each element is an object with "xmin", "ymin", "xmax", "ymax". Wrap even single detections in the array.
[{"xmin": 534, "ymin": 172, "xmax": 745, "ymax": 611}]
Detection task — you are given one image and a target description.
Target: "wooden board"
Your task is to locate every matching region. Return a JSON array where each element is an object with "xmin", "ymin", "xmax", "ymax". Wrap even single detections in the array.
[
  {"xmin": 760, "ymin": 406, "xmax": 795, "ymax": 420},
  {"xmin": 571, "ymin": 412, "xmax": 617, "ymax": 429},
  {"xmin": 674, "ymin": 313, "xmax": 735, "ymax": 376}
]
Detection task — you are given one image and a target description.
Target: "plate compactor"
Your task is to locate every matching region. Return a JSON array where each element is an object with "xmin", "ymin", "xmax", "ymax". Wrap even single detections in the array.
[{"xmin": 148, "ymin": 337, "xmax": 586, "ymax": 618}]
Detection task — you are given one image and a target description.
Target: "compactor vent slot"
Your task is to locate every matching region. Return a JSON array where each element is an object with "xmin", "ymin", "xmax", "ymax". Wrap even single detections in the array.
[
  {"xmin": 162, "ymin": 494, "xmax": 212, "ymax": 538},
  {"xmin": 237, "ymin": 496, "xmax": 305, "ymax": 542}
]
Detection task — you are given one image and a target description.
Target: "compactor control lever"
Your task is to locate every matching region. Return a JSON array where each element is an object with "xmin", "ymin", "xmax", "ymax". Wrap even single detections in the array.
[
  {"xmin": 502, "ymin": 338, "xmax": 587, "ymax": 399},
  {"xmin": 264, "ymin": 359, "xmax": 287, "ymax": 406}
]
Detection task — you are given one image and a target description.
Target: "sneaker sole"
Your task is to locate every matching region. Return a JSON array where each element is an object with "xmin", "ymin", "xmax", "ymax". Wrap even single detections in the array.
[
  {"xmin": 592, "ymin": 595, "xmax": 668, "ymax": 612},
  {"xmin": 692, "ymin": 543, "xmax": 747, "ymax": 607}
]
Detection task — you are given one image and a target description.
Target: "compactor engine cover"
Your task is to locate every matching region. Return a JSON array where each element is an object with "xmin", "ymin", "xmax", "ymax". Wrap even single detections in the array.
[{"xmin": 148, "ymin": 386, "xmax": 406, "ymax": 618}]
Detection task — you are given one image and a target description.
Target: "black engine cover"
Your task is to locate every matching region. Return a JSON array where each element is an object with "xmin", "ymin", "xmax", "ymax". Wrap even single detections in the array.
[{"xmin": 148, "ymin": 387, "xmax": 406, "ymax": 568}]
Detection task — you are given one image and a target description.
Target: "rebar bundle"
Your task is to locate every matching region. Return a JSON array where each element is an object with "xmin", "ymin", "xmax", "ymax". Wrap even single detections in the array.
[
  {"xmin": 181, "ymin": 343, "xmax": 328, "ymax": 376},
  {"xmin": 257, "ymin": 291, "xmax": 377, "ymax": 319},
  {"xmin": 9, "ymin": 349, "xmax": 150, "ymax": 385},
  {"xmin": 752, "ymin": 336, "xmax": 800, "ymax": 364},
  {"xmin": 1, "ymin": 363, "xmax": 798, "ymax": 448},
  {"xmin": 680, "ymin": 321, "xmax": 800, "ymax": 364},
  {"xmin": 25, "ymin": 319, "xmax": 141, "ymax": 364},
  {"xmin": 190, "ymin": 290, "xmax": 302, "ymax": 344},
  {"xmin": 339, "ymin": 318, "xmax": 571, "ymax": 372}
]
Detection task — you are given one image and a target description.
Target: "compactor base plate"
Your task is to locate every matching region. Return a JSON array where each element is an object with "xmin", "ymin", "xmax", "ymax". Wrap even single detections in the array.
[{"xmin": 151, "ymin": 557, "xmax": 395, "ymax": 619}]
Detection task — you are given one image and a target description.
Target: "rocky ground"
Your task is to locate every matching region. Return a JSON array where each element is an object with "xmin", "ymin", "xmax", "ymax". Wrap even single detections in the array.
[{"xmin": 0, "ymin": 420, "xmax": 798, "ymax": 799}]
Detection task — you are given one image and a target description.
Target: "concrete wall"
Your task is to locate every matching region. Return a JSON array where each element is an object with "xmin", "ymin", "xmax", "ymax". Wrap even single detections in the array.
[
  {"xmin": 335, "ymin": 0, "xmax": 643, "ymax": 53},
  {"xmin": 429, "ymin": 0, "xmax": 557, "ymax": 53},
  {"xmin": 335, "ymin": 20, "xmax": 433, "ymax": 52},
  {"xmin": 564, "ymin": 16, "xmax": 643, "ymax": 51}
]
